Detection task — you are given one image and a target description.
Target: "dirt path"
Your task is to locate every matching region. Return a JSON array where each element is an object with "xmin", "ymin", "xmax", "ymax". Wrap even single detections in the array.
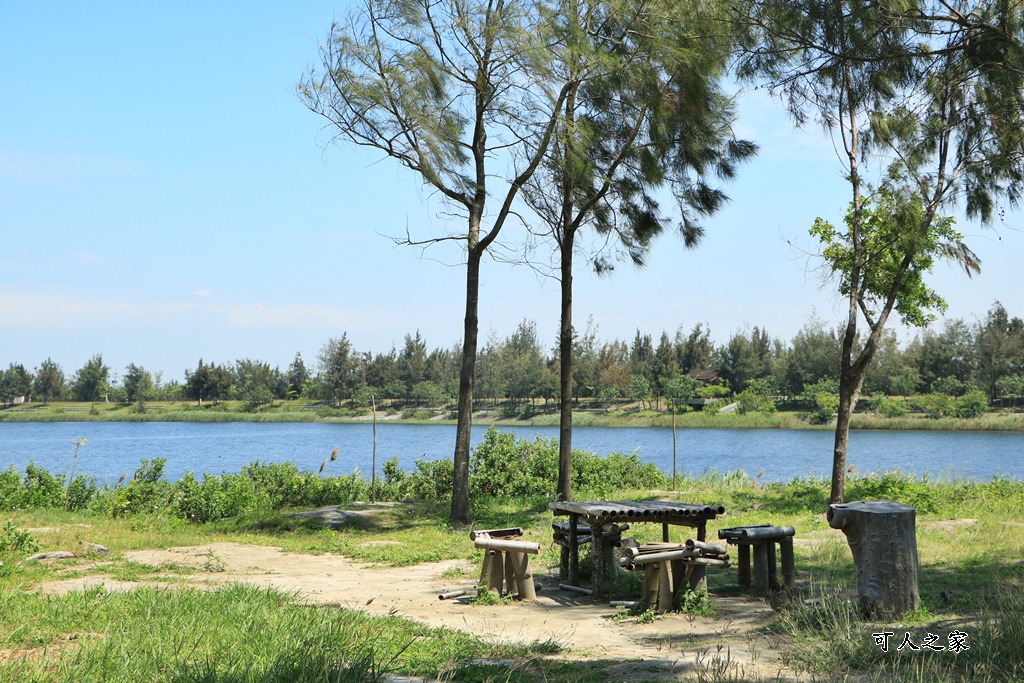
[{"xmin": 37, "ymin": 542, "xmax": 799, "ymax": 681}]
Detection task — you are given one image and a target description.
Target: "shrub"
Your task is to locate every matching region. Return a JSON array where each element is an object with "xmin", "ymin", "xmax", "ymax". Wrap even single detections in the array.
[
  {"xmin": 105, "ymin": 458, "xmax": 172, "ymax": 517},
  {"xmin": 0, "ymin": 520, "xmax": 39, "ymax": 556},
  {"xmin": 404, "ymin": 457, "xmax": 453, "ymax": 501},
  {"xmin": 735, "ymin": 389, "xmax": 776, "ymax": 415},
  {"xmin": 953, "ymin": 390, "xmax": 989, "ymax": 418},
  {"xmin": 916, "ymin": 392, "xmax": 952, "ymax": 418},
  {"xmin": 21, "ymin": 463, "xmax": 65, "ymax": 509},
  {"xmin": 869, "ymin": 393, "xmax": 909, "ymax": 418},
  {"xmin": 65, "ymin": 474, "xmax": 97, "ymax": 511},
  {"xmin": 847, "ymin": 471, "xmax": 937, "ymax": 513}
]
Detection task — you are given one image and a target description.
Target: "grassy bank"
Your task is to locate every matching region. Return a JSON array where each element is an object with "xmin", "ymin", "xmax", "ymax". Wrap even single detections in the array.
[
  {"xmin": 5, "ymin": 400, "xmax": 1024, "ymax": 431},
  {"xmin": 2, "ymin": 470, "xmax": 1023, "ymax": 681}
]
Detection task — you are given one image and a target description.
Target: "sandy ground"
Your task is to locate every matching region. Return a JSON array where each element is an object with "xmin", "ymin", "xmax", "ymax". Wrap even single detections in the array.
[{"xmin": 30, "ymin": 538, "xmax": 803, "ymax": 682}]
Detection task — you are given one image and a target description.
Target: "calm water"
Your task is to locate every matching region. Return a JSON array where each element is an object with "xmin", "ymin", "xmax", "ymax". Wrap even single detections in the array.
[{"xmin": 0, "ymin": 421, "xmax": 1020, "ymax": 483}]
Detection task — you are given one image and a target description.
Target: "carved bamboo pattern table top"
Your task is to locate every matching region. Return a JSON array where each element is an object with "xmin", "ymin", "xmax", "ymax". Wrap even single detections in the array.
[{"xmin": 549, "ymin": 500, "xmax": 724, "ymax": 524}]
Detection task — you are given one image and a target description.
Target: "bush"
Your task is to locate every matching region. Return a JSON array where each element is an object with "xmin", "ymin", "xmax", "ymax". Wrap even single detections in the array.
[
  {"xmin": 463, "ymin": 427, "xmax": 665, "ymax": 499},
  {"xmin": 20, "ymin": 463, "xmax": 65, "ymax": 509},
  {"xmin": 869, "ymin": 393, "xmax": 909, "ymax": 418},
  {"xmin": 847, "ymin": 471, "xmax": 938, "ymax": 513},
  {"xmin": 915, "ymin": 392, "xmax": 952, "ymax": 418},
  {"xmin": 104, "ymin": 458, "xmax": 172, "ymax": 517},
  {"xmin": 404, "ymin": 457, "xmax": 453, "ymax": 501},
  {"xmin": 65, "ymin": 474, "xmax": 97, "ymax": 511},
  {"xmin": 954, "ymin": 390, "xmax": 989, "ymax": 418},
  {"xmin": 735, "ymin": 389, "xmax": 776, "ymax": 415}
]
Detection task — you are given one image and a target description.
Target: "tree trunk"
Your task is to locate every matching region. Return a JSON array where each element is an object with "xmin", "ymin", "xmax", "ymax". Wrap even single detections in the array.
[
  {"xmin": 828, "ymin": 500, "xmax": 920, "ymax": 617},
  {"xmin": 829, "ymin": 378, "xmax": 856, "ymax": 504},
  {"xmin": 450, "ymin": 249, "xmax": 482, "ymax": 526},
  {"xmin": 557, "ymin": 227, "xmax": 576, "ymax": 502}
]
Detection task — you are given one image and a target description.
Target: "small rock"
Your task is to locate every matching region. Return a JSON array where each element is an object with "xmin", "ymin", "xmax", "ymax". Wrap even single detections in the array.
[
  {"xmin": 80, "ymin": 542, "xmax": 109, "ymax": 555},
  {"xmin": 24, "ymin": 551, "xmax": 77, "ymax": 562}
]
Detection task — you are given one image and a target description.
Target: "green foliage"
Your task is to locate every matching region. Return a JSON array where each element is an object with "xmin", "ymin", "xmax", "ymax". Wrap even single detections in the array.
[
  {"xmin": 403, "ymin": 457, "xmax": 454, "ymax": 502},
  {"xmin": 106, "ymin": 459, "xmax": 173, "ymax": 517},
  {"xmin": 0, "ymin": 519, "xmax": 39, "ymax": 556},
  {"xmin": 870, "ymin": 392, "xmax": 909, "ymax": 418},
  {"xmin": 933, "ymin": 375, "xmax": 968, "ymax": 397},
  {"xmin": 954, "ymin": 390, "xmax": 989, "ymax": 418},
  {"xmin": 914, "ymin": 390, "xmax": 990, "ymax": 419},
  {"xmin": 65, "ymin": 474, "xmax": 97, "ymax": 511},
  {"xmin": 675, "ymin": 589, "xmax": 715, "ymax": 617},
  {"xmin": 72, "ymin": 353, "xmax": 111, "ymax": 402},
  {"xmin": 811, "ymin": 190, "xmax": 968, "ymax": 329},
  {"xmin": 735, "ymin": 377, "xmax": 777, "ymax": 415},
  {"xmin": 695, "ymin": 383, "xmax": 730, "ymax": 399},
  {"xmin": 471, "ymin": 587, "xmax": 512, "ymax": 606},
  {"xmin": 466, "ymin": 427, "xmax": 665, "ymax": 499},
  {"xmin": 20, "ymin": 462, "xmax": 65, "ymax": 509},
  {"xmin": 847, "ymin": 471, "xmax": 939, "ymax": 513}
]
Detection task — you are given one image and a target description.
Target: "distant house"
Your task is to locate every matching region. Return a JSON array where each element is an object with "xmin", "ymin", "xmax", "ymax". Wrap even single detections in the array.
[
  {"xmin": 686, "ymin": 369, "xmax": 722, "ymax": 383},
  {"xmin": 12, "ymin": 396, "xmax": 26, "ymax": 406}
]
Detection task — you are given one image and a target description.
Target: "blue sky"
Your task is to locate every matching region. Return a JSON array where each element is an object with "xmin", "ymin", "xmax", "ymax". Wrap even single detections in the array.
[{"xmin": 2, "ymin": 2, "xmax": 1021, "ymax": 383}]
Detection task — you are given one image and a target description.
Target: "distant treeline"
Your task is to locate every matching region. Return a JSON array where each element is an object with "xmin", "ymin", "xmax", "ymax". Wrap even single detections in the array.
[{"xmin": 2, "ymin": 302, "xmax": 1023, "ymax": 412}]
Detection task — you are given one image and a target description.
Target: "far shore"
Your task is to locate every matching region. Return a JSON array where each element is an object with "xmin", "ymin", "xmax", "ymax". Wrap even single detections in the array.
[{"xmin": 2, "ymin": 400, "xmax": 1024, "ymax": 432}]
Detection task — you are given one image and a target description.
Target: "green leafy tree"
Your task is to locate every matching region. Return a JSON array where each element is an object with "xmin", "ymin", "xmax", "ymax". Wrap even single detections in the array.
[
  {"xmin": 782, "ymin": 314, "xmax": 840, "ymax": 396},
  {"xmin": 183, "ymin": 360, "xmax": 232, "ymax": 405},
  {"xmin": 906, "ymin": 319, "xmax": 975, "ymax": 392},
  {"xmin": 72, "ymin": 354, "xmax": 110, "ymax": 402},
  {"xmin": 286, "ymin": 352, "xmax": 310, "ymax": 400},
  {"xmin": 0, "ymin": 364, "xmax": 32, "ymax": 406},
  {"xmin": 735, "ymin": 377, "xmax": 778, "ymax": 415},
  {"xmin": 523, "ymin": 0, "xmax": 755, "ymax": 501},
  {"xmin": 122, "ymin": 363, "xmax": 153, "ymax": 404},
  {"xmin": 626, "ymin": 374, "xmax": 651, "ymax": 410},
  {"xmin": 233, "ymin": 359, "xmax": 281, "ymax": 411},
  {"xmin": 317, "ymin": 334, "xmax": 364, "ymax": 405},
  {"xmin": 651, "ymin": 331, "xmax": 680, "ymax": 404},
  {"xmin": 736, "ymin": 0, "xmax": 1024, "ymax": 502},
  {"xmin": 32, "ymin": 359, "xmax": 65, "ymax": 405},
  {"xmin": 497, "ymin": 320, "xmax": 553, "ymax": 404},
  {"xmin": 298, "ymin": 0, "xmax": 575, "ymax": 525},
  {"xmin": 675, "ymin": 323, "xmax": 716, "ymax": 374},
  {"xmin": 975, "ymin": 302, "xmax": 1024, "ymax": 400}
]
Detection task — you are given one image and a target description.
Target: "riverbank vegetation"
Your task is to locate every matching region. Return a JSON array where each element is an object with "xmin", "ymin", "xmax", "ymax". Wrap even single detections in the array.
[
  {"xmin": 2, "ymin": 451, "xmax": 1022, "ymax": 681},
  {"xmin": 3, "ymin": 302, "xmax": 1024, "ymax": 427},
  {"xmin": 4, "ymin": 397, "xmax": 1024, "ymax": 432}
]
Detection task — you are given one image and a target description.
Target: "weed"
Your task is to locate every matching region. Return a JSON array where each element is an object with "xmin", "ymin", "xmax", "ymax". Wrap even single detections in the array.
[
  {"xmin": 0, "ymin": 520, "xmax": 39, "ymax": 555},
  {"xmin": 676, "ymin": 588, "xmax": 716, "ymax": 618},
  {"xmin": 611, "ymin": 604, "xmax": 662, "ymax": 624},
  {"xmin": 439, "ymin": 565, "xmax": 466, "ymax": 580},
  {"xmin": 471, "ymin": 586, "xmax": 513, "ymax": 606}
]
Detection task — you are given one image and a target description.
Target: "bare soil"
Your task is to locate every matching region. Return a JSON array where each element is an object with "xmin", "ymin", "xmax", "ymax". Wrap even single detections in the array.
[{"xmin": 34, "ymin": 540, "xmax": 801, "ymax": 681}]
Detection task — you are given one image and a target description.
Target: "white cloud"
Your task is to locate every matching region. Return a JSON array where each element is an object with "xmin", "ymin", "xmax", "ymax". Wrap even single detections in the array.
[{"xmin": 0, "ymin": 148, "xmax": 141, "ymax": 186}]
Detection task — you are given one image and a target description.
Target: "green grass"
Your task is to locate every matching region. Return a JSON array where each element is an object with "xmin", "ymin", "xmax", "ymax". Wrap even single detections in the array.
[
  {"xmin": 3, "ymin": 474, "xmax": 1024, "ymax": 681},
  {"xmin": 0, "ymin": 583, "xmax": 563, "ymax": 682}
]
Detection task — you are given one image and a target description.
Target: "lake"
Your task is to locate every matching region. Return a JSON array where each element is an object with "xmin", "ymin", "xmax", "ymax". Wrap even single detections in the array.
[{"xmin": 0, "ymin": 421, "xmax": 1020, "ymax": 484}]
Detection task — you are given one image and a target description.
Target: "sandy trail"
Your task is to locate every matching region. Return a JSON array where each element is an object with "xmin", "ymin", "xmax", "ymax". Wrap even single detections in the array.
[{"xmin": 37, "ymin": 541, "xmax": 797, "ymax": 681}]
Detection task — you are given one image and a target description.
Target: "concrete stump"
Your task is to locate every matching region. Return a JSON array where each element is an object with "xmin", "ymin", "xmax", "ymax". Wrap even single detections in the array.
[{"xmin": 827, "ymin": 500, "xmax": 920, "ymax": 617}]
